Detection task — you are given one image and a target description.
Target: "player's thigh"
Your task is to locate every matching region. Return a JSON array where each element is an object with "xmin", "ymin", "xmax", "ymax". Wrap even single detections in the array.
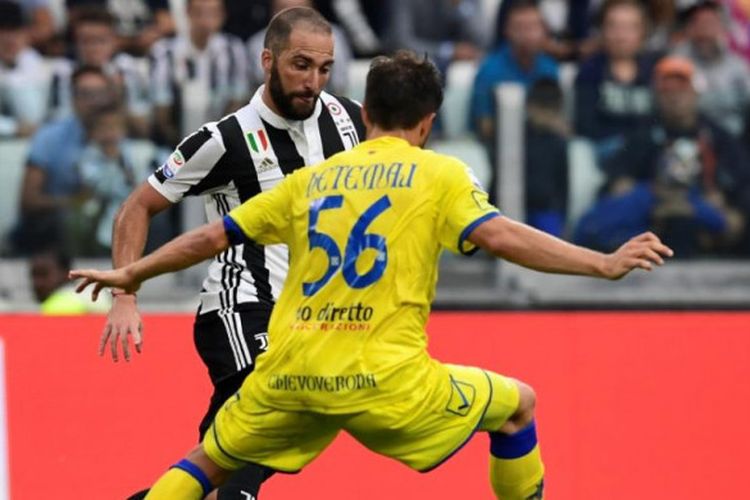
[
  {"xmin": 347, "ymin": 364, "xmax": 505, "ymax": 471},
  {"xmin": 477, "ymin": 371, "xmax": 529, "ymax": 433},
  {"xmin": 203, "ymin": 390, "xmax": 340, "ymax": 474}
]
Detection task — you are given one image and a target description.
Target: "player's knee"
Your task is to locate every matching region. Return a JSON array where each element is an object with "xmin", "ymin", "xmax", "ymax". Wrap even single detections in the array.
[{"xmin": 506, "ymin": 381, "xmax": 536, "ymax": 433}]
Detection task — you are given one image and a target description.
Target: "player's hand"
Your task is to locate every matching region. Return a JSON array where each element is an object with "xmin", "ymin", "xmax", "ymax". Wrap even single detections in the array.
[
  {"xmin": 100, "ymin": 294, "xmax": 143, "ymax": 363},
  {"xmin": 602, "ymin": 232, "xmax": 674, "ymax": 280},
  {"xmin": 69, "ymin": 268, "xmax": 140, "ymax": 301}
]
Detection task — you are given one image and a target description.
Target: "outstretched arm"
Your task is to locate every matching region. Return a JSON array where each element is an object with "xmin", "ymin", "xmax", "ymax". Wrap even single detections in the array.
[
  {"xmin": 468, "ymin": 216, "xmax": 673, "ymax": 280},
  {"xmin": 71, "ymin": 219, "xmax": 230, "ymax": 301}
]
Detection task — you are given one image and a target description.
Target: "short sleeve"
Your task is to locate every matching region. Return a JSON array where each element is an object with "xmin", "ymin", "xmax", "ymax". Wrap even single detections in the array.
[
  {"xmin": 437, "ymin": 160, "xmax": 501, "ymax": 255},
  {"xmin": 224, "ymin": 173, "xmax": 295, "ymax": 246},
  {"xmin": 147, "ymin": 123, "xmax": 227, "ymax": 202}
]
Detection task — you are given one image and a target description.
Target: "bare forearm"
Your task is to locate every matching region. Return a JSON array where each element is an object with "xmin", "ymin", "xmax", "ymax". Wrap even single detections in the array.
[
  {"xmin": 112, "ymin": 201, "xmax": 151, "ymax": 268},
  {"xmin": 473, "ymin": 218, "xmax": 607, "ymax": 277},
  {"xmin": 127, "ymin": 221, "xmax": 229, "ymax": 284}
]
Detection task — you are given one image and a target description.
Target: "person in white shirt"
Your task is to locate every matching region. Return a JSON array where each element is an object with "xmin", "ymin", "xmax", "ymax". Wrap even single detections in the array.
[{"xmin": 0, "ymin": 0, "xmax": 50, "ymax": 137}]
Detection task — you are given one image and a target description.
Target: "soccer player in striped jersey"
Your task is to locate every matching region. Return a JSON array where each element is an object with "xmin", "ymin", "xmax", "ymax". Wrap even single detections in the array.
[
  {"xmin": 73, "ymin": 51, "xmax": 673, "ymax": 499},
  {"xmin": 99, "ymin": 7, "xmax": 364, "ymax": 499}
]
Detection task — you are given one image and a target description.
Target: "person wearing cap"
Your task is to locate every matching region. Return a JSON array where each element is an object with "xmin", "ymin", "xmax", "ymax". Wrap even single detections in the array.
[
  {"xmin": 575, "ymin": 55, "xmax": 750, "ymax": 257},
  {"xmin": 673, "ymin": 0, "xmax": 750, "ymax": 137},
  {"xmin": 0, "ymin": 0, "xmax": 50, "ymax": 138}
]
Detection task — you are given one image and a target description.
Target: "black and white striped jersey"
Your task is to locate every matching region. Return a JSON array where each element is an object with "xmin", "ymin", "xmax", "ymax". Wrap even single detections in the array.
[
  {"xmin": 148, "ymin": 86, "xmax": 366, "ymax": 315},
  {"xmin": 48, "ymin": 53, "xmax": 151, "ymax": 119},
  {"xmin": 149, "ymin": 33, "xmax": 248, "ymax": 137}
]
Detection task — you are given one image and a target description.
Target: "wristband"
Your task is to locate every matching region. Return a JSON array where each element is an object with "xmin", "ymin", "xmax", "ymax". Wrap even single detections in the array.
[{"xmin": 111, "ymin": 290, "xmax": 136, "ymax": 298}]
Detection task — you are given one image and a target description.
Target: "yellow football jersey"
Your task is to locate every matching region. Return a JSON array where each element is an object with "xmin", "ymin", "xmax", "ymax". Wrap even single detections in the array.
[{"xmin": 226, "ymin": 136, "xmax": 500, "ymax": 413}]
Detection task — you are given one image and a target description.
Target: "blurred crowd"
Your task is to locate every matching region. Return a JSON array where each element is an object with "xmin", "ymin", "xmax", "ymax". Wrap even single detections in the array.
[{"xmin": 2, "ymin": 0, "xmax": 750, "ymax": 265}]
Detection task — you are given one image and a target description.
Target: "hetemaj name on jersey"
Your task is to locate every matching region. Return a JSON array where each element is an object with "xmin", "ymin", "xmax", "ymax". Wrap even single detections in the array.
[
  {"xmin": 268, "ymin": 373, "xmax": 378, "ymax": 392},
  {"xmin": 306, "ymin": 162, "xmax": 418, "ymax": 197}
]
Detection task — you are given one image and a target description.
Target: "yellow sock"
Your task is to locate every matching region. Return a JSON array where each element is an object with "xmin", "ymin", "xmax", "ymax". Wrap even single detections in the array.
[
  {"xmin": 488, "ymin": 420, "xmax": 544, "ymax": 499},
  {"xmin": 490, "ymin": 444, "xmax": 544, "ymax": 499},
  {"xmin": 145, "ymin": 461, "xmax": 209, "ymax": 500}
]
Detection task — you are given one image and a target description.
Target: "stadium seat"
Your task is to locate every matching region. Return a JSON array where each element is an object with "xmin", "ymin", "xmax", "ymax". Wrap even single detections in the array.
[
  {"xmin": 0, "ymin": 140, "xmax": 30, "ymax": 251},
  {"xmin": 566, "ymin": 137, "xmax": 604, "ymax": 230},
  {"xmin": 441, "ymin": 61, "xmax": 479, "ymax": 139},
  {"xmin": 346, "ymin": 59, "xmax": 370, "ymax": 104}
]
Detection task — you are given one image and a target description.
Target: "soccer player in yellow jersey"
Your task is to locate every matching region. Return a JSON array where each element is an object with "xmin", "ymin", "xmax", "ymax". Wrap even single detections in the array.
[{"xmin": 72, "ymin": 51, "xmax": 673, "ymax": 499}]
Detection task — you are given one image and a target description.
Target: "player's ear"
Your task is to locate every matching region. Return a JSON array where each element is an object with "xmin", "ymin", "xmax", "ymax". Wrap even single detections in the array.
[{"xmin": 261, "ymin": 48, "xmax": 273, "ymax": 74}]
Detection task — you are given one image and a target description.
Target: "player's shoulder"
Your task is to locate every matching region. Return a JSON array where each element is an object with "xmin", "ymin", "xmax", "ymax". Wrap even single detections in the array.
[
  {"xmin": 420, "ymin": 147, "xmax": 468, "ymax": 172},
  {"xmin": 320, "ymin": 91, "xmax": 362, "ymax": 115},
  {"xmin": 419, "ymin": 147, "xmax": 482, "ymax": 187},
  {"xmin": 320, "ymin": 91, "xmax": 365, "ymax": 137}
]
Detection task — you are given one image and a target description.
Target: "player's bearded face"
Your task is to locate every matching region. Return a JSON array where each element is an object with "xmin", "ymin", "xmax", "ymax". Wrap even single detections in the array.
[{"xmin": 269, "ymin": 59, "xmax": 319, "ymax": 120}]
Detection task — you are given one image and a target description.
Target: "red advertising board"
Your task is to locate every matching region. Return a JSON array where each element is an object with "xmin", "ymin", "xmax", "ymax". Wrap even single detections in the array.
[{"xmin": 1, "ymin": 312, "xmax": 749, "ymax": 499}]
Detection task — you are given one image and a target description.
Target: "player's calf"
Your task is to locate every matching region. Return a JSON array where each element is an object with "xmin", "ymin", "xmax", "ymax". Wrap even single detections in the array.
[
  {"xmin": 145, "ymin": 445, "xmax": 231, "ymax": 499},
  {"xmin": 488, "ymin": 381, "xmax": 545, "ymax": 499}
]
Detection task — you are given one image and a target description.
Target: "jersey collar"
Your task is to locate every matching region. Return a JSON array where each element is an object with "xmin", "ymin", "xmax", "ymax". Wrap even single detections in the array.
[{"xmin": 251, "ymin": 85, "xmax": 324, "ymax": 130}]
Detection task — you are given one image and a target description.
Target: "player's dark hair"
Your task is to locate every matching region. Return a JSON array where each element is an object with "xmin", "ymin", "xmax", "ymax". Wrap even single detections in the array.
[
  {"xmin": 264, "ymin": 7, "xmax": 331, "ymax": 55},
  {"xmin": 71, "ymin": 65, "xmax": 110, "ymax": 88},
  {"xmin": 364, "ymin": 51, "xmax": 443, "ymax": 130},
  {"xmin": 73, "ymin": 6, "xmax": 117, "ymax": 30},
  {"xmin": 0, "ymin": 1, "xmax": 24, "ymax": 30}
]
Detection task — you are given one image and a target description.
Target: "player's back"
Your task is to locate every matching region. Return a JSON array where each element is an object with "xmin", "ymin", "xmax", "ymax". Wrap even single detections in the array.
[{"xmin": 233, "ymin": 136, "xmax": 499, "ymax": 413}]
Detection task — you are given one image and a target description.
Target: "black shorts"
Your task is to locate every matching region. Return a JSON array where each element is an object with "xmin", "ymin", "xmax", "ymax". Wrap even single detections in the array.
[{"xmin": 193, "ymin": 305, "xmax": 272, "ymax": 439}]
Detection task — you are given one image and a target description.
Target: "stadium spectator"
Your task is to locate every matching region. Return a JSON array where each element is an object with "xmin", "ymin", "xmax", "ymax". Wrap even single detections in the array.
[
  {"xmin": 50, "ymin": 7, "xmax": 151, "ymax": 136},
  {"xmin": 9, "ymin": 0, "xmax": 55, "ymax": 48},
  {"xmin": 149, "ymin": 0, "xmax": 248, "ymax": 147},
  {"xmin": 494, "ymin": 0, "xmax": 597, "ymax": 60},
  {"xmin": 13, "ymin": 66, "xmax": 116, "ymax": 256},
  {"xmin": 78, "ymin": 103, "xmax": 172, "ymax": 254},
  {"xmin": 575, "ymin": 56, "xmax": 750, "ymax": 257},
  {"xmin": 574, "ymin": 0, "xmax": 658, "ymax": 160},
  {"xmin": 248, "ymin": 0, "xmax": 352, "ymax": 95},
  {"xmin": 672, "ymin": 1, "xmax": 750, "ymax": 137},
  {"xmin": 469, "ymin": 0, "xmax": 558, "ymax": 143},
  {"xmin": 66, "ymin": 0, "xmax": 175, "ymax": 55},
  {"xmin": 315, "ymin": 0, "xmax": 389, "ymax": 56},
  {"xmin": 30, "ymin": 248, "xmax": 109, "ymax": 314},
  {"xmin": 383, "ymin": 0, "xmax": 487, "ymax": 74},
  {"xmin": 0, "ymin": 1, "xmax": 49, "ymax": 137},
  {"xmin": 525, "ymin": 78, "xmax": 570, "ymax": 237}
]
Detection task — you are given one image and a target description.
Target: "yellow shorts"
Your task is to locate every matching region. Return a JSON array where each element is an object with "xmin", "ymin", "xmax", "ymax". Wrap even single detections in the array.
[{"xmin": 203, "ymin": 364, "xmax": 520, "ymax": 473}]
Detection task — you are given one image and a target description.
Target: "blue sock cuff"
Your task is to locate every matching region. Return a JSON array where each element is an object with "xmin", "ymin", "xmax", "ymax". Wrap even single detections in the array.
[
  {"xmin": 489, "ymin": 420, "xmax": 538, "ymax": 459},
  {"xmin": 172, "ymin": 459, "xmax": 213, "ymax": 497}
]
